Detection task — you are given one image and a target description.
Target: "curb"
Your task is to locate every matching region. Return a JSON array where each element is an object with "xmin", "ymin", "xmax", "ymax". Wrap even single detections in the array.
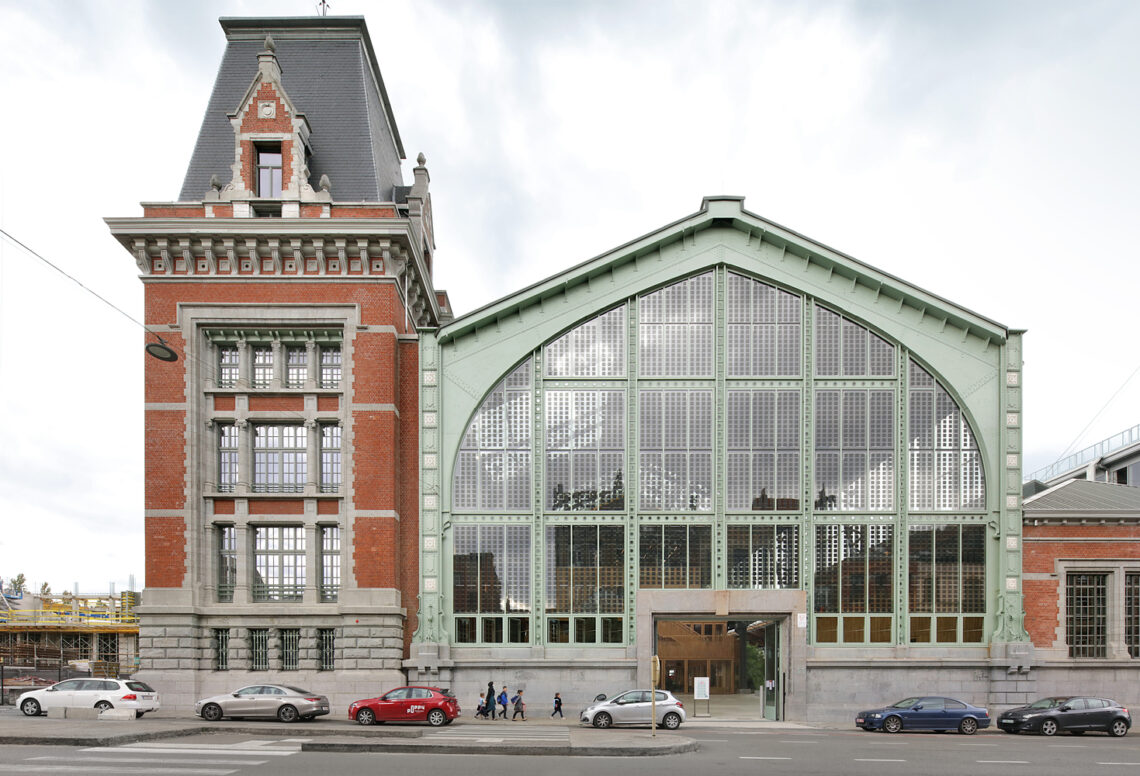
[{"xmin": 302, "ymin": 738, "xmax": 700, "ymax": 757}]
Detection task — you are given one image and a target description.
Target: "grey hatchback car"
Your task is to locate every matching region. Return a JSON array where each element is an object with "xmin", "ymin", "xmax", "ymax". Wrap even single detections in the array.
[
  {"xmin": 195, "ymin": 684, "xmax": 330, "ymax": 722},
  {"xmin": 580, "ymin": 689, "xmax": 686, "ymax": 729}
]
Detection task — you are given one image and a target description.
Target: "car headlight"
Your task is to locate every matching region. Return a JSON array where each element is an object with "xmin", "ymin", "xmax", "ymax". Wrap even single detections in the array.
[
  {"xmin": 870, "ymin": 713, "xmax": 881, "ymax": 719},
  {"xmin": 1022, "ymin": 713, "xmax": 1040, "ymax": 719}
]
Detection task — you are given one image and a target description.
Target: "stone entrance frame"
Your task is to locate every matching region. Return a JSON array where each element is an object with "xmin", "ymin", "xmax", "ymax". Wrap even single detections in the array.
[{"xmin": 636, "ymin": 589, "xmax": 808, "ymax": 721}]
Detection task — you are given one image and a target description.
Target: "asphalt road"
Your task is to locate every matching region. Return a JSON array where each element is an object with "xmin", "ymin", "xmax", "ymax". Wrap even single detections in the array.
[{"xmin": 1, "ymin": 726, "xmax": 1140, "ymax": 775}]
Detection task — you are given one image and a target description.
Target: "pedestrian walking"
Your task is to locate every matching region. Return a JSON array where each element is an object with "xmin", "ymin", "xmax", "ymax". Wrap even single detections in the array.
[
  {"xmin": 511, "ymin": 689, "xmax": 526, "ymax": 721},
  {"xmin": 551, "ymin": 692, "xmax": 563, "ymax": 718},
  {"xmin": 486, "ymin": 680, "xmax": 497, "ymax": 719},
  {"xmin": 475, "ymin": 692, "xmax": 487, "ymax": 719},
  {"xmin": 498, "ymin": 686, "xmax": 509, "ymax": 719}
]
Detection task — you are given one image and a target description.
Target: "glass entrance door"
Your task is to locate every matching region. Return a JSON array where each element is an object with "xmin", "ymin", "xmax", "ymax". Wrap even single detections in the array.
[{"xmin": 654, "ymin": 617, "xmax": 782, "ymax": 719}]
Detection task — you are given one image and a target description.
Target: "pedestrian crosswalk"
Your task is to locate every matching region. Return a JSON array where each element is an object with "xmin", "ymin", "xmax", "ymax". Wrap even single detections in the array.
[
  {"xmin": 7, "ymin": 739, "xmax": 304, "ymax": 774},
  {"xmin": 425, "ymin": 725, "xmax": 571, "ymax": 743}
]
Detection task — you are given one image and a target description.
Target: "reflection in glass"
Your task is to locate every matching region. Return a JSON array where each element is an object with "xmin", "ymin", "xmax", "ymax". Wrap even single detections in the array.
[
  {"xmin": 640, "ymin": 274, "xmax": 714, "ymax": 377},
  {"xmin": 726, "ymin": 391, "xmax": 800, "ymax": 511},
  {"xmin": 454, "ymin": 360, "xmax": 532, "ymax": 511},
  {"xmin": 546, "ymin": 391, "xmax": 624, "ymax": 511},
  {"xmin": 546, "ymin": 306, "xmax": 626, "ymax": 377},
  {"xmin": 908, "ymin": 360, "xmax": 986, "ymax": 511},
  {"xmin": 640, "ymin": 390, "xmax": 712, "ymax": 511},
  {"xmin": 639, "ymin": 524, "xmax": 711, "ymax": 589},
  {"xmin": 726, "ymin": 525, "xmax": 799, "ymax": 589}
]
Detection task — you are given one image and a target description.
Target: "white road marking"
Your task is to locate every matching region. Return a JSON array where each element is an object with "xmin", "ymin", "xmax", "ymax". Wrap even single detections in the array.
[
  {"xmin": 0, "ymin": 766, "xmax": 235, "ymax": 775},
  {"xmin": 740, "ymin": 756, "xmax": 792, "ymax": 760},
  {"xmin": 1096, "ymin": 763, "xmax": 1140, "ymax": 766},
  {"xmin": 84, "ymin": 746, "xmax": 295, "ymax": 756},
  {"xmin": 31, "ymin": 757, "xmax": 266, "ymax": 766}
]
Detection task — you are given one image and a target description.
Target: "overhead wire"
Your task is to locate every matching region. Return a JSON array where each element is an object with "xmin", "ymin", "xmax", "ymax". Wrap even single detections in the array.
[{"xmin": 0, "ymin": 226, "xmax": 352, "ymax": 430}]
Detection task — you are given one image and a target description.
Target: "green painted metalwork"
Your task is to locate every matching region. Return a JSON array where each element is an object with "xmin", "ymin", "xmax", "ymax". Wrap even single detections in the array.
[{"xmin": 417, "ymin": 197, "xmax": 1027, "ymax": 652}]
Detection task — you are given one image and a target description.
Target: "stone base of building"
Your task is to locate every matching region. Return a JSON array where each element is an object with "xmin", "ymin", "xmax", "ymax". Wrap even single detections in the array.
[{"xmin": 136, "ymin": 607, "xmax": 407, "ymax": 712}]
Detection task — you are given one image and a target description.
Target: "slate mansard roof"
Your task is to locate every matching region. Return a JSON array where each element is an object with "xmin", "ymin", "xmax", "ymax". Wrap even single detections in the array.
[{"xmin": 179, "ymin": 16, "xmax": 406, "ymax": 203}]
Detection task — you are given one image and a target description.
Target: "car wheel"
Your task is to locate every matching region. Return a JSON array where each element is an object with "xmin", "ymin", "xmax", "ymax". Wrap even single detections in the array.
[
  {"xmin": 1110, "ymin": 719, "xmax": 1129, "ymax": 737},
  {"xmin": 95, "ymin": 701, "xmax": 113, "ymax": 712},
  {"xmin": 662, "ymin": 712, "xmax": 682, "ymax": 730},
  {"xmin": 427, "ymin": 709, "xmax": 448, "ymax": 727},
  {"xmin": 201, "ymin": 703, "xmax": 223, "ymax": 722},
  {"xmin": 593, "ymin": 712, "xmax": 613, "ymax": 729},
  {"xmin": 277, "ymin": 704, "xmax": 299, "ymax": 723},
  {"xmin": 20, "ymin": 698, "xmax": 41, "ymax": 717},
  {"xmin": 883, "ymin": 715, "xmax": 902, "ymax": 734},
  {"xmin": 1041, "ymin": 719, "xmax": 1058, "ymax": 736},
  {"xmin": 356, "ymin": 708, "xmax": 376, "ymax": 726},
  {"xmin": 958, "ymin": 718, "xmax": 978, "ymax": 735}
]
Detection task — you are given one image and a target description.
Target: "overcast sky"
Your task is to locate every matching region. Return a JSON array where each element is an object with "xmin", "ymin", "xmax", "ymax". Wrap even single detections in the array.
[{"xmin": 1, "ymin": 0, "xmax": 1138, "ymax": 594}]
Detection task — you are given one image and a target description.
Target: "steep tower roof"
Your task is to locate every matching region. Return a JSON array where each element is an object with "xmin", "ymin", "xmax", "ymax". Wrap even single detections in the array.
[{"xmin": 179, "ymin": 16, "xmax": 405, "ymax": 202}]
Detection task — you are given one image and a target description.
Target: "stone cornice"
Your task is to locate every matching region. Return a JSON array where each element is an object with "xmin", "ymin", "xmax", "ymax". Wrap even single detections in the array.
[{"xmin": 105, "ymin": 216, "xmax": 440, "ymax": 327}]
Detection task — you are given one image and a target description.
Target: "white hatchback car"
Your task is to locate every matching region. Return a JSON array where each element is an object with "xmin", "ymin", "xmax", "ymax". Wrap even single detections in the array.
[
  {"xmin": 18, "ymin": 678, "xmax": 160, "ymax": 718},
  {"xmin": 580, "ymin": 689, "xmax": 686, "ymax": 729}
]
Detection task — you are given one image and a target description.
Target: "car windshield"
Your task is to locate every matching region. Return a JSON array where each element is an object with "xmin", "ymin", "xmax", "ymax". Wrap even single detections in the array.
[
  {"xmin": 1028, "ymin": 697, "xmax": 1065, "ymax": 709},
  {"xmin": 890, "ymin": 698, "xmax": 922, "ymax": 708}
]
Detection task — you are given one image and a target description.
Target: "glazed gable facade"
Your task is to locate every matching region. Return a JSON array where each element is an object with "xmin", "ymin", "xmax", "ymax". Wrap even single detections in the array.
[{"xmin": 414, "ymin": 196, "xmax": 1029, "ymax": 722}]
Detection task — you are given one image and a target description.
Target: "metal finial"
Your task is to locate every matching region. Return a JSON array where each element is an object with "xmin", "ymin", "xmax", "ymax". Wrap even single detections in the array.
[{"xmin": 317, "ymin": 0, "xmax": 331, "ymax": 16}]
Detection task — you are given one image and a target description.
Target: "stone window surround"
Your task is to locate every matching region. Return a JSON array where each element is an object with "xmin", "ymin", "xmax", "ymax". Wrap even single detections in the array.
[
  {"xmin": 1053, "ymin": 558, "xmax": 1140, "ymax": 659},
  {"xmin": 211, "ymin": 519, "xmax": 341, "ymax": 607}
]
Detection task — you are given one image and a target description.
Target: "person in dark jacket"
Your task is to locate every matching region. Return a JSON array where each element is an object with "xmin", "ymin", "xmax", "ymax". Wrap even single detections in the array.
[
  {"xmin": 511, "ymin": 689, "xmax": 526, "ymax": 721},
  {"xmin": 486, "ymin": 680, "xmax": 497, "ymax": 719},
  {"xmin": 551, "ymin": 692, "xmax": 563, "ymax": 718}
]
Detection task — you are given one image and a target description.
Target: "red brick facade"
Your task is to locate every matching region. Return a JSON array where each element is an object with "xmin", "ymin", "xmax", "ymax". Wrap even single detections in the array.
[{"xmin": 1022, "ymin": 522, "xmax": 1140, "ymax": 647}]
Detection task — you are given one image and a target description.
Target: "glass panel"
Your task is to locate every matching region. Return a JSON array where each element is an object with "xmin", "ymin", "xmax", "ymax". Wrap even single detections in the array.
[
  {"xmin": 815, "ymin": 617, "xmax": 838, "ymax": 643},
  {"xmin": 454, "ymin": 360, "xmax": 532, "ymax": 510},
  {"xmin": 1066, "ymin": 573, "xmax": 1107, "ymax": 658},
  {"xmin": 910, "ymin": 616, "xmax": 931, "ymax": 643}
]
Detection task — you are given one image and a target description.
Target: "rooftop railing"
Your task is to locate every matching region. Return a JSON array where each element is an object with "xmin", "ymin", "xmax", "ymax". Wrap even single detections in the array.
[{"xmin": 1025, "ymin": 423, "xmax": 1140, "ymax": 482}]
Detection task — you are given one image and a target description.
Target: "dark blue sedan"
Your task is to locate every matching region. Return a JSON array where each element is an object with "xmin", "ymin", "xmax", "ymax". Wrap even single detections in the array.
[{"xmin": 856, "ymin": 696, "xmax": 991, "ymax": 734}]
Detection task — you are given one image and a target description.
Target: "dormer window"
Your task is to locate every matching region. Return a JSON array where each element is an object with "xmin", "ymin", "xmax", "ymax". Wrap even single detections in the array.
[{"xmin": 255, "ymin": 143, "xmax": 283, "ymax": 197}]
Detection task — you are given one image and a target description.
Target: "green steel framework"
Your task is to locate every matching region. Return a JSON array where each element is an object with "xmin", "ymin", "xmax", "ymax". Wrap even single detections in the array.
[{"xmin": 414, "ymin": 197, "xmax": 1028, "ymax": 654}]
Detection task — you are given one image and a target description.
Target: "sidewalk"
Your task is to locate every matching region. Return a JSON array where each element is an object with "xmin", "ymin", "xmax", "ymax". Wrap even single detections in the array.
[{"xmin": 0, "ymin": 709, "xmax": 700, "ymax": 756}]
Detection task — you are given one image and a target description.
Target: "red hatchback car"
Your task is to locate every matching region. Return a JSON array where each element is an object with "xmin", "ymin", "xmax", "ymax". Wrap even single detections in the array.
[{"xmin": 349, "ymin": 686, "xmax": 461, "ymax": 726}]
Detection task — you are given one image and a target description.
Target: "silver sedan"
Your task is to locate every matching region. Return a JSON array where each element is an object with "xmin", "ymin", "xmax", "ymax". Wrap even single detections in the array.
[
  {"xmin": 580, "ymin": 689, "xmax": 686, "ymax": 729},
  {"xmin": 195, "ymin": 684, "xmax": 330, "ymax": 722}
]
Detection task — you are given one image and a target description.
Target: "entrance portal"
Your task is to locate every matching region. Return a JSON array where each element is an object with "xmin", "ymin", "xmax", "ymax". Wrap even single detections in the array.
[{"xmin": 654, "ymin": 618, "xmax": 781, "ymax": 720}]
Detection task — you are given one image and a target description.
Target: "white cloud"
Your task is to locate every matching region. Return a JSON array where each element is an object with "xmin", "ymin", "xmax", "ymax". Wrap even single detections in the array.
[{"xmin": 1, "ymin": 0, "xmax": 1138, "ymax": 590}]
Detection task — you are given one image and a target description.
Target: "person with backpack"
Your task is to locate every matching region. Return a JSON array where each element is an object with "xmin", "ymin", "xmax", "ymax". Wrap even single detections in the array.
[
  {"xmin": 511, "ymin": 689, "xmax": 526, "ymax": 721},
  {"xmin": 498, "ymin": 686, "xmax": 509, "ymax": 720},
  {"xmin": 475, "ymin": 692, "xmax": 488, "ymax": 719}
]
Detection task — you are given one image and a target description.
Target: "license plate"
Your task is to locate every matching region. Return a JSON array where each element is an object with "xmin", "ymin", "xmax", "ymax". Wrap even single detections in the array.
[
  {"xmin": 856, "ymin": 718, "xmax": 864, "ymax": 724},
  {"xmin": 141, "ymin": 695, "xmax": 153, "ymax": 700},
  {"xmin": 1000, "ymin": 719, "xmax": 1012, "ymax": 724}
]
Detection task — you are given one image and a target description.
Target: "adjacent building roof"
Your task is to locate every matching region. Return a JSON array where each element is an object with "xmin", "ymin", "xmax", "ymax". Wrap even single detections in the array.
[
  {"xmin": 178, "ymin": 16, "xmax": 405, "ymax": 203},
  {"xmin": 1023, "ymin": 478, "xmax": 1140, "ymax": 517}
]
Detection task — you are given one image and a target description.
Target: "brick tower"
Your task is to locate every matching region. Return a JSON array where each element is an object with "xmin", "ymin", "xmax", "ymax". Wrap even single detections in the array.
[{"xmin": 106, "ymin": 16, "xmax": 448, "ymax": 709}]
